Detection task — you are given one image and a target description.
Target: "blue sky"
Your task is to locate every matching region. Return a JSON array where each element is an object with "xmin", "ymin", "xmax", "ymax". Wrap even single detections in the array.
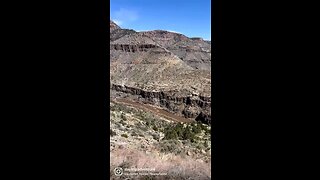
[{"xmin": 110, "ymin": 0, "xmax": 211, "ymax": 40}]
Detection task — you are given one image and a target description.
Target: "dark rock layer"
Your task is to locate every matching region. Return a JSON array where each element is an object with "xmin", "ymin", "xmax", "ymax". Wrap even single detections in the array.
[
  {"xmin": 110, "ymin": 44, "xmax": 158, "ymax": 52},
  {"xmin": 111, "ymin": 83, "xmax": 211, "ymax": 125}
]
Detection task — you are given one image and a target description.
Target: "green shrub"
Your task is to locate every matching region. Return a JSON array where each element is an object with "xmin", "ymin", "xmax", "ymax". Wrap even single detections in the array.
[
  {"xmin": 163, "ymin": 128, "xmax": 178, "ymax": 140},
  {"xmin": 192, "ymin": 123, "xmax": 202, "ymax": 134},
  {"xmin": 152, "ymin": 125, "xmax": 158, "ymax": 131},
  {"xmin": 182, "ymin": 128, "xmax": 195, "ymax": 141},
  {"xmin": 163, "ymin": 123, "xmax": 199, "ymax": 141},
  {"xmin": 175, "ymin": 123, "xmax": 184, "ymax": 137},
  {"xmin": 121, "ymin": 134, "xmax": 128, "ymax": 138}
]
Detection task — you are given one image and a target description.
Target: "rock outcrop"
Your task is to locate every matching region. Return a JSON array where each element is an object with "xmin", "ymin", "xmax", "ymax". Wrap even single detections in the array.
[
  {"xmin": 110, "ymin": 44, "xmax": 158, "ymax": 52},
  {"xmin": 110, "ymin": 20, "xmax": 120, "ymax": 33},
  {"xmin": 111, "ymin": 83, "xmax": 211, "ymax": 125}
]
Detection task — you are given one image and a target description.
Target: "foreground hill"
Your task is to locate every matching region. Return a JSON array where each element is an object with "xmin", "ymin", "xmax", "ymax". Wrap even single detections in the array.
[{"xmin": 110, "ymin": 101, "xmax": 211, "ymax": 179}]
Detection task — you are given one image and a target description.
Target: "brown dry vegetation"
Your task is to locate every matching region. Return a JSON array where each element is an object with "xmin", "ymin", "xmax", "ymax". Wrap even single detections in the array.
[
  {"xmin": 110, "ymin": 148, "xmax": 211, "ymax": 180},
  {"xmin": 110, "ymin": 102, "xmax": 211, "ymax": 179}
]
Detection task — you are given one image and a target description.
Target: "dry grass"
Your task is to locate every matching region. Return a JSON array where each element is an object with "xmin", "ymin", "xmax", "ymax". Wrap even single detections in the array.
[{"xmin": 110, "ymin": 148, "xmax": 211, "ymax": 180}]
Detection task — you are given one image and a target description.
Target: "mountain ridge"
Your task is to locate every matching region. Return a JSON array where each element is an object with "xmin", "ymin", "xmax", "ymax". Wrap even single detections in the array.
[{"xmin": 111, "ymin": 20, "xmax": 210, "ymax": 41}]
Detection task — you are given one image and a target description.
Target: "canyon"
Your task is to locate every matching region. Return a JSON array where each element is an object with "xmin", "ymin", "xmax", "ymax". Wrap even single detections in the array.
[
  {"xmin": 109, "ymin": 20, "xmax": 212, "ymax": 179},
  {"xmin": 110, "ymin": 20, "xmax": 212, "ymax": 125}
]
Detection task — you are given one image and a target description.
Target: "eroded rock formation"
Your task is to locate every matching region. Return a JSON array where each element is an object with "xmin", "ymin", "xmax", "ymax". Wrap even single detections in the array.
[{"xmin": 111, "ymin": 83, "xmax": 211, "ymax": 125}]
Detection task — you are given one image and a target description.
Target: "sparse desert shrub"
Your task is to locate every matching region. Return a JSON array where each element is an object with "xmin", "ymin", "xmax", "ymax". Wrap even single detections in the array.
[
  {"xmin": 120, "ymin": 112, "xmax": 127, "ymax": 121},
  {"xmin": 205, "ymin": 127, "xmax": 211, "ymax": 135},
  {"xmin": 110, "ymin": 129, "xmax": 117, "ymax": 137},
  {"xmin": 190, "ymin": 136, "xmax": 199, "ymax": 143},
  {"xmin": 204, "ymin": 141, "xmax": 208, "ymax": 147},
  {"xmin": 119, "ymin": 119, "xmax": 126, "ymax": 126},
  {"xmin": 160, "ymin": 143, "xmax": 174, "ymax": 153},
  {"xmin": 124, "ymin": 108, "xmax": 132, "ymax": 113},
  {"xmin": 118, "ymin": 161, "xmax": 131, "ymax": 169},
  {"xmin": 131, "ymin": 132, "xmax": 138, "ymax": 136},
  {"xmin": 121, "ymin": 134, "xmax": 128, "ymax": 138},
  {"xmin": 118, "ymin": 125, "xmax": 125, "ymax": 131},
  {"xmin": 158, "ymin": 140, "xmax": 181, "ymax": 154},
  {"xmin": 152, "ymin": 125, "xmax": 158, "ymax": 131},
  {"xmin": 163, "ymin": 128, "xmax": 178, "ymax": 140},
  {"xmin": 141, "ymin": 176, "xmax": 154, "ymax": 180},
  {"xmin": 110, "ymin": 104, "xmax": 118, "ymax": 111},
  {"xmin": 182, "ymin": 128, "xmax": 195, "ymax": 140},
  {"xmin": 175, "ymin": 124, "xmax": 184, "ymax": 137},
  {"xmin": 140, "ymin": 125, "xmax": 148, "ymax": 132},
  {"xmin": 152, "ymin": 133, "xmax": 160, "ymax": 141},
  {"xmin": 196, "ymin": 144, "xmax": 204, "ymax": 150},
  {"xmin": 163, "ymin": 123, "xmax": 194, "ymax": 141},
  {"xmin": 192, "ymin": 123, "xmax": 202, "ymax": 134},
  {"xmin": 181, "ymin": 140, "xmax": 188, "ymax": 145},
  {"xmin": 144, "ymin": 117, "xmax": 156, "ymax": 129}
]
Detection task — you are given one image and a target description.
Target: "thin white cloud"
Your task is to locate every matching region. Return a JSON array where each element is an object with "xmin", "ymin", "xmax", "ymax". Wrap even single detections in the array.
[
  {"xmin": 167, "ymin": 30, "xmax": 182, "ymax": 34},
  {"xmin": 112, "ymin": 8, "xmax": 138, "ymax": 25},
  {"xmin": 137, "ymin": 30, "xmax": 182, "ymax": 34},
  {"xmin": 136, "ymin": 30, "xmax": 153, "ymax": 32},
  {"xmin": 113, "ymin": 19, "xmax": 123, "ymax": 26}
]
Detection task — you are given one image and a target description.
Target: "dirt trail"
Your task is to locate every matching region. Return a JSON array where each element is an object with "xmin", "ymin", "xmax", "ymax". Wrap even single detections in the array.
[{"xmin": 112, "ymin": 98, "xmax": 194, "ymax": 123}]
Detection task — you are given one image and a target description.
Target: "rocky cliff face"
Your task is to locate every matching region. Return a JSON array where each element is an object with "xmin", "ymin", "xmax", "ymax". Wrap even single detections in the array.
[
  {"xmin": 110, "ymin": 20, "xmax": 120, "ymax": 33},
  {"xmin": 111, "ymin": 84, "xmax": 211, "ymax": 125},
  {"xmin": 110, "ymin": 20, "xmax": 212, "ymax": 125},
  {"xmin": 110, "ymin": 44, "xmax": 159, "ymax": 52}
]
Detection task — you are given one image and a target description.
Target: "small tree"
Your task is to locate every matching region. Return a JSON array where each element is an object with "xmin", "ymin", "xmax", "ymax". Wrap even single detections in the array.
[
  {"xmin": 164, "ymin": 128, "xmax": 178, "ymax": 140},
  {"xmin": 175, "ymin": 123, "xmax": 184, "ymax": 138},
  {"xmin": 182, "ymin": 126, "xmax": 196, "ymax": 141}
]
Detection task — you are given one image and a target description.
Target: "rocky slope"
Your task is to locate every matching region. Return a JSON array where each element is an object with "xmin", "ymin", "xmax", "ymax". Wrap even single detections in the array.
[
  {"xmin": 110, "ymin": 20, "xmax": 212, "ymax": 125},
  {"xmin": 141, "ymin": 31, "xmax": 212, "ymax": 71},
  {"xmin": 110, "ymin": 102, "xmax": 211, "ymax": 179}
]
